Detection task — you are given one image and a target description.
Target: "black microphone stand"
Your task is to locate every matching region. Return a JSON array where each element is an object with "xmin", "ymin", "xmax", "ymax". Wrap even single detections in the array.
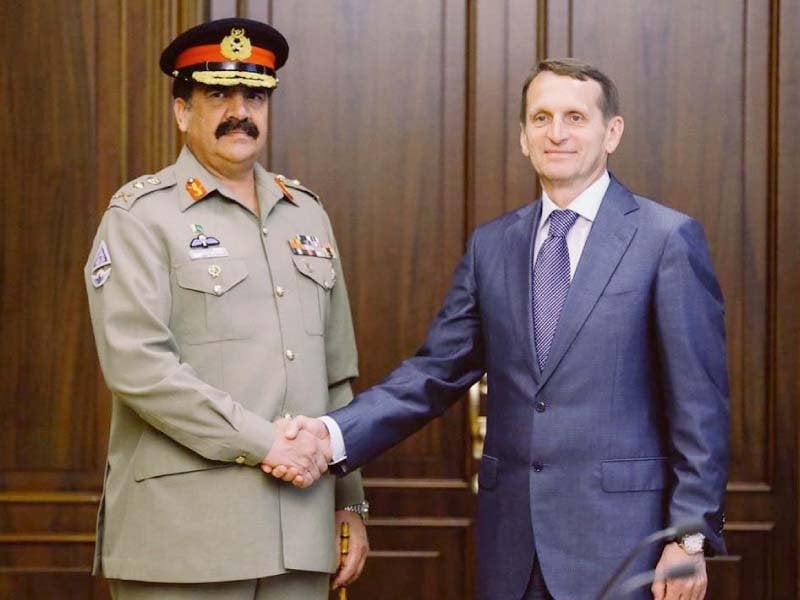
[{"xmin": 615, "ymin": 562, "xmax": 697, "ymax": 598}]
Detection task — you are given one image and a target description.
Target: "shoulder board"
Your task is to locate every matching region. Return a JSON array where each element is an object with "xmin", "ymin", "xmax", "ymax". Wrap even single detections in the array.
[
  {"xmin": 108, "ymin": 167, "xmax": 176, "ymax": 210},
  {"xmin": 276, "ymin": 174, "xmax": 321, "ymax": 203}
]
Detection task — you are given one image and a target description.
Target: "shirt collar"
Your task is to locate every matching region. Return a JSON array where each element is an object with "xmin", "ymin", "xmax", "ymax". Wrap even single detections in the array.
[
  {"xmin": 175, "ymin": 146, "xmax": 296, "ymax": 213},
  {"xmin": 175, "ymin": 146, "xmax": 227, "ymax": 211},
  {"xmin": 539, "ymin": 170, "xmax": 610, "ymax": 232}
]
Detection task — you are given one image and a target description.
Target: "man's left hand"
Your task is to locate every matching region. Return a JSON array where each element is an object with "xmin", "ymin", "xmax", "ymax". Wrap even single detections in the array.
[
  {"xmin": 332, "ymin": 509, "xmax": 369, "ymax": 590},
  {"xmin": 651, "ymin": 542, "xmax": 707, "ymax": 600}
]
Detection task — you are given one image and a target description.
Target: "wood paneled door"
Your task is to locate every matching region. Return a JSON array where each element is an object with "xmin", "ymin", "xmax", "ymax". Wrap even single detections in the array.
[{"xmin": 2, "ymin": 1, "xmax": 799, "ymax": 598}]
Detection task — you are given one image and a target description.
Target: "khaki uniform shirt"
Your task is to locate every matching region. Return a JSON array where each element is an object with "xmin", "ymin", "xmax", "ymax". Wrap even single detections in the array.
[{"xmin": 85, "ymin": 146, "xmax": 362, "ymax": 583}]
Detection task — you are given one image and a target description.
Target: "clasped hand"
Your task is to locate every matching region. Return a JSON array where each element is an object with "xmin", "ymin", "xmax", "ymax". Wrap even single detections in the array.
[
  {"xmin": 261, "ymin": 417, "xmax": 370, "ymax": 588},
  {"xmin": 261, "ymin": 416, "xmax": 331, "ymax": 488}
]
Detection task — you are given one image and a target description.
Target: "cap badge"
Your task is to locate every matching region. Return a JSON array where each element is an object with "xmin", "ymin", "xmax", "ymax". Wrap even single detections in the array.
[{"xmin": 220, "ymin": 28, "xmax": 253, "ymax": 61}]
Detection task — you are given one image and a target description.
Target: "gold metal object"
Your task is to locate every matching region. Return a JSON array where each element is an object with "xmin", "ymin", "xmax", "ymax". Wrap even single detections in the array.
[
  {"xmin": 469, "ymin": 374, "xmax": 489, "ymax": 493},
  {"xmin": 338, "ymin": 521, "xmax": 350, "ymax": 600},
  {"xmin": 220, "ymin": 27, "xmax": 253, "ymax": 61}
]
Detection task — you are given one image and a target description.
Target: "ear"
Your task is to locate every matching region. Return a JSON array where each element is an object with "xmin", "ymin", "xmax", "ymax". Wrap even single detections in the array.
[
  {"xmin": 519, "ymin": 124, "xmax": 531, "ymax": 158},
  {"xmin": 173, "ymin": 98, "xmax": 191, "ymax": 133},
  {"xmin": 604, "ymin": 116, "xmax": 624, "ymax": 155}
]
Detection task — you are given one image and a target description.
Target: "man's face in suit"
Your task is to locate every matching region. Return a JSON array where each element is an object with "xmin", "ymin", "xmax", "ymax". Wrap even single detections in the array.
[{"xmin": 520, "ymin": 71, "xmax": 624, "ymax": 204}]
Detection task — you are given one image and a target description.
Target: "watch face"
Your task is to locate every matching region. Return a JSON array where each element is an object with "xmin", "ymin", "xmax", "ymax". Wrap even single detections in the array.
[{"xmin": 681, "ymin": 533, "xmax": 704, "ymax": 553}]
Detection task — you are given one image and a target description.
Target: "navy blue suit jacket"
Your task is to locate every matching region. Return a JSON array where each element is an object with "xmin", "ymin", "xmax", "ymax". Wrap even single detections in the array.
[{"xmin": 330, "ymin": 175, "xmax": 729, "ymax": 600}]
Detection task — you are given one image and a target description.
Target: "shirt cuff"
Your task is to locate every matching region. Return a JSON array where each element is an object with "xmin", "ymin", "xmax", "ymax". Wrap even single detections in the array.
[{"xmin": 319, "ymin": 415, "xmax": 347, "ymax": 464}]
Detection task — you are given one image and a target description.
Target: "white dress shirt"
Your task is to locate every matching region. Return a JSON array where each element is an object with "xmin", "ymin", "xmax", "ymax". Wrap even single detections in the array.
[
  {"xmin": 322, "ymin": 171, "xmax": 611, "ymax": 463},
  {"xmin": 534, "ymin": 170, "xmax": 609, "ymax": 278}
]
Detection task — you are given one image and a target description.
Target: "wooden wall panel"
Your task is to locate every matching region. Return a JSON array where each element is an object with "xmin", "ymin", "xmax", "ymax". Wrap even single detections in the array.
[
  {"xmin": 267, "ymin": 0, "xmax": 468, "ymax": 480},
  {"xmin": 1, "ymin": 0, "xmax": 799, "ymax": 597},
  {"xmin": 706, "ymin": 523, "xmax": 775, "ymax": 598},
  {"xmin": 776, "ymin": 0, "xmax": 800, "ymax": 594},
  {"xmin": 470, "ymin": 0, "xmax": 540, "ymax": 229},
  {"xmin": 0, "ymin": 572, "xmax": 108, "ymax": 600},
  {"xmin": 0, "ymin": 1, "xmax": 205, "ymax": 598},
  {"xmin": 346, "ymin": 523, "xmax": 472, "ymax": 600},
  {"xmin": 0, "ymin": 0, "xmax": 98, "ymax": 474}
]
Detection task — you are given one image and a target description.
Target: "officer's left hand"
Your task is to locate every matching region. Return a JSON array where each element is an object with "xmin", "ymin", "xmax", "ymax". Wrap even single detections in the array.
[
  {"xmin": 651, "ymin": 542, "xmax": 707, "ymax": 600},
  {"xmin": 332, "ymin": 510, "xmax": 369, "ymax": 590}
]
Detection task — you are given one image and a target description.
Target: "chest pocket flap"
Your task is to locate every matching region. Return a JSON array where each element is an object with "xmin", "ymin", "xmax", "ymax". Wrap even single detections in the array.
[
  {"xmin": 176, "ymin": 259, "xmax": 248, "ymax": 295},
  {"xmin": 290, "ymin": 255, "xmax": 335, "ymax": 336},
  {"xmin": 172, "ymin": 259, "xmax": 251, "ymax": 342},
  {"xmin": 291, "ymin": 255, "xmax": 336, "ymax": 289}
]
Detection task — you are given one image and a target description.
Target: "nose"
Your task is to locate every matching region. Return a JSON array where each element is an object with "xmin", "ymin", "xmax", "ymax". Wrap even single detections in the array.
[
  {"xmin": 546, "ymin": 118, "xmax": 567, "ymax": 143},
  {"xmin": 226, "ymin": 91, "xmax": 249, "ymax": 119}
]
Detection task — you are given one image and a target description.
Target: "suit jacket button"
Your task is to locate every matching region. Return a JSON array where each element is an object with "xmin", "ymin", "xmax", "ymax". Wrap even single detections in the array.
[
  {"xmin": 535, "ymin": 401, "xmax": 546, "ymax": 413},
  {"xmin": 533, "ymin": 461, "xmax": 544, "ymax": 472},
  {"xmin": 235, "ymin": 455, "xmax": 246, "ymax": 465}
]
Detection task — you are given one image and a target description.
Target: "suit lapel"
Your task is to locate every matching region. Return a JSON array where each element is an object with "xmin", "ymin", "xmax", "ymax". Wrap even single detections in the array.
[
  {"xmin": 537, "ymin": 177, "xmax": 639, "ymax": 388},
  {"xmin": 504, "ymin": 201, "xmax": 542, "ymax": 382}
]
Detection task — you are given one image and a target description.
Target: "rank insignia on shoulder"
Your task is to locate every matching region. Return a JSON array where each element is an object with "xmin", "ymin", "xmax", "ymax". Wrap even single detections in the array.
[
  {"xmin": 288, "ymin": 234, "xmax": 337, "ymax": 259},
  {"xmin": 109, "ymin": 170, "xmax": 174, "ymax": 210},
  {"xmin": 91, "ymin": 266, "xmax": 111, "ymax": 288},
  {"xmin": 186, "ymin": 177, "xmax": 207, "ymax": 201}
]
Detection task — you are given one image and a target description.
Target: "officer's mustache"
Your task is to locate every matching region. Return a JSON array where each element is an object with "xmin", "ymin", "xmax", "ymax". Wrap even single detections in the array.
[{"xmin": 215, "ymin": 118, "xmax": 260, "ymax": 139}]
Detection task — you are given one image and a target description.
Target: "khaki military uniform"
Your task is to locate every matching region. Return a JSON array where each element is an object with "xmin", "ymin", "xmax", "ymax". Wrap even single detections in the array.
[{"xmin": 85, "ymin": 146, "xmax": 363, "ymax": 583}]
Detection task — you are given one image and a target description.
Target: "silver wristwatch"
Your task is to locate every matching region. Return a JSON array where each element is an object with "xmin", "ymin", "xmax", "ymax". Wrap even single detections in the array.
[
  {"xmin": 678, "ymin": 532, "xmax": 705, "ymax": 554},
  {"xmin": 342, "ymin": 500, "xmax": 370, "ymax": 523}
]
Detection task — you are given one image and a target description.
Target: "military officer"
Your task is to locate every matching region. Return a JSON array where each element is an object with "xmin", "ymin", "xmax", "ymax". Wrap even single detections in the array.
[{"xmin": 84, "ymin": 18, "xmax": 369, "ymax": 599}]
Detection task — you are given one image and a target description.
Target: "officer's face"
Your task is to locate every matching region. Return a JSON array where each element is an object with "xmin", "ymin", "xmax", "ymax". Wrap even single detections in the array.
[
  {"xmin": 174, "ymin": 85, "xmax": 269, "ymax": 173},
  {"xmin": 519, "ymin": 71, "xmax": 623, "ymax": 198}
]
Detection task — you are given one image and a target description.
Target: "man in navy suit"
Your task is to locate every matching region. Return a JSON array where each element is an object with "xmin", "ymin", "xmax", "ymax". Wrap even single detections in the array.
[{"xmin": 269, "ymin": 59, "xmax": 729, "ymax": 600}]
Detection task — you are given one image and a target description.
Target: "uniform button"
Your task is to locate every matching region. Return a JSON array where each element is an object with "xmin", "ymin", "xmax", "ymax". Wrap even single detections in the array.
[
  {"xmin": 234, "ymin": 455, "xmax": 246, "ymax": 465},
  {"xmin": 323, "ymin": 280, "xmax": 332, "ymax": 289},
  {"xmin": 275, "ymin": 286, "xmax": 285, "ymax": 297},
  {"xmin": 285, "ymin": 349, "xmax": 296, "ymax": 361},
  {"xmin": 535, "ymin": 401, "xmax": 546, "ymax": 413},
  {"xmin": 213, "ymin": 284, "xmax": 223, "ymax": 295},
  {"xmin": 261, "ymin": 227, "xmax": 269, "ymax": 236},
  {"xmin": 532, "ymin": 461, "xmax": 544, "ymax": 472}
]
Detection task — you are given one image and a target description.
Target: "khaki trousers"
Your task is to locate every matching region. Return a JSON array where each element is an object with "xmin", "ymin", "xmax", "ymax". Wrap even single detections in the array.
[{"xmin": 108, "ymin": 571, "xmax": 330, "ymax": 600}]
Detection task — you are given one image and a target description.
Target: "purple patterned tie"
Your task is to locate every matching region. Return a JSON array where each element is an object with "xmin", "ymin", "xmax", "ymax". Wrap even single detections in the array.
[{"xmin": 533, "ymin": 209, "xmax": 579, "ymax": 370}]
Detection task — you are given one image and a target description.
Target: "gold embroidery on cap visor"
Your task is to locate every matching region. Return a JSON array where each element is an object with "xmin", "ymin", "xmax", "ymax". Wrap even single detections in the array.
[{"xmin": 191, "ymin": 70, "xmax": 278, "ymax": 88}]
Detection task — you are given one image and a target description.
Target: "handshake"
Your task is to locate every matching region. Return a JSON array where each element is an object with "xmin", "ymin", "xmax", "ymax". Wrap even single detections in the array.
[{"xmin": 260, "ymin": 416, "xmax": 333, "ymax": 488}]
